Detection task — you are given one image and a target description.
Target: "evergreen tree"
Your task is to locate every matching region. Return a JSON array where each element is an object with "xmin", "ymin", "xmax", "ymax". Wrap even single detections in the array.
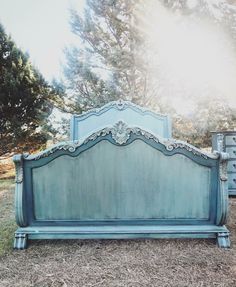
[
  {"xmin": 64, "ymin": 0, "xmax": 236, "ymax": 148},
  {"xmin": 0, "ymin": 24, "xmax": 55, "ymax": 156},
  {"xmin": 64, "ymin": 0, "xmax": 155, "ymax": 112}
]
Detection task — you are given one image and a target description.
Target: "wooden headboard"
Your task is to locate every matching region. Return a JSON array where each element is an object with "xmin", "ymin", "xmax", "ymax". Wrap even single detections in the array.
[{"xmin": 70, "ymin": 100, "xmax": 172, "ymax": 140}]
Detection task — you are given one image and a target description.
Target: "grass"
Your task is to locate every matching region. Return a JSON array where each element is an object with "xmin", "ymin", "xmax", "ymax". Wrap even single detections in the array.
[
  {"xmin": 1, "ymin": 179, "xmax": 236, "ymax": 286},
  {"xmin": 0, "ymin": 179, "xmax": 16, "ymax": 257},
  {"xmin": 0, "ymin": 157, "xmax": 16, "ymax": 256},
  {"xmin": 0, "ymin": 157, "xmax": 15, "ymax": 180}
]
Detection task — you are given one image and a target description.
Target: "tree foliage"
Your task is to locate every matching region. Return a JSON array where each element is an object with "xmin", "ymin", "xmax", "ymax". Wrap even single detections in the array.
[
  {"xmin": 64, "ymin": 0, "xmax": 236, "ymax": 147},
  {"xmin": 64, "ymin": 0, "xmax": 159, "ymax": 113},
  {"xmin": 0, "ymin": 24, "xmax": 55, "ymax": 156},
  {"xmin": 173, "ymin": 100, "xmax": 236, "ymax": 147}
]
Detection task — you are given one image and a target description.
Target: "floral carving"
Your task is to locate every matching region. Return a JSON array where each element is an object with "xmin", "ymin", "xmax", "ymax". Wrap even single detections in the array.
[
  {"xmin": 25, "ymin": 120, "xmax": 220, "ymax": 161},
  {"xmin": 111, "ymin": 121, "xmax": 130, "ymax": 144}
]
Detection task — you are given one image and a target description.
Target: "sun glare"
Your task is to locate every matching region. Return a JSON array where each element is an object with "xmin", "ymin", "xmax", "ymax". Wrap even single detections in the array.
[{"xmin": 138, "ymin": 1, "xmax": 236, "ymax": 114}]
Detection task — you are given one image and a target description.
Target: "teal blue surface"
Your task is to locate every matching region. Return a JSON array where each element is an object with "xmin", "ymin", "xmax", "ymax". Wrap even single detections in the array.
[
  {"xmin": 32, "ymin": 140, "xmax": 211, "ymax": 221},
  {"xmin": 70, "ymin": 101, "xmax": 172, "ymax": 140},
  {"xmin": 13, "ymin": 125, "xmax": 230, "ymax": 249}
]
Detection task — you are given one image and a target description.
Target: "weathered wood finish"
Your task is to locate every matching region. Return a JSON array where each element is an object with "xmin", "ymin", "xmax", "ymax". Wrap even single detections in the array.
[
  {"xmin": 32, "ymin": 141, "xmax": 210, "ymax": 220},
  {"xmin": 13, "ymin": 121, "xmax": 230, "ymax": 249},
  {"xmin": 212, "ymin": 131, "xmax": 236, "ymax": 196},
  {"xmin": 70, "ymin": 100, "xmax": 172, "ymax": 140}
]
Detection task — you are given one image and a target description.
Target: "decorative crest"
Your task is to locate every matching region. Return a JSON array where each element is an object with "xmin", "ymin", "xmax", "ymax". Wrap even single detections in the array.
[
  {"xmin": 23, "ymin": 120, "xmax": 220, "ymax": 161},
  {"xmin": 111, "ymin": 121, "xmax": 130, "ymax": 144},
  {"xmin": 116, "ymin": 99, "xmax": 126, "ymax": 110},
  {"xmin": 77, "ymin": 100, "xmax": 168, "ymax": 119}
]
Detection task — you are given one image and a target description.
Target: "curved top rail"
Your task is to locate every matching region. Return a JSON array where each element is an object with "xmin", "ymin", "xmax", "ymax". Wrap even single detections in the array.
[
  {"xmin": 70, "ymin": 100, "xmax": 172, "ymax": 140},
  {"xmin": 22, "ymin": 120, "xmax": 218, "ymax": 161},
  {"xmin": 75, "ymin": 100, "xmax": 169, "ymax": 119}
]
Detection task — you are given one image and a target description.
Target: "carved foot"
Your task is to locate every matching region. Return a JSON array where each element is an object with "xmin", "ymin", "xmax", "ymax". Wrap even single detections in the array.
[
  {"xmin": 217, "ymin": 232, "xmax": 230, "ymax": 248},
  {"xmin": 14, "ymin": 233, "xmax": 28, "ymax": 250}
]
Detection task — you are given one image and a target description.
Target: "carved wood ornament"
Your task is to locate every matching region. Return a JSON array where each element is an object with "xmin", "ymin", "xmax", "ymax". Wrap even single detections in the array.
[{"xmin": 26, "ymin": 120, "xmax": 219, "ymax": 161}]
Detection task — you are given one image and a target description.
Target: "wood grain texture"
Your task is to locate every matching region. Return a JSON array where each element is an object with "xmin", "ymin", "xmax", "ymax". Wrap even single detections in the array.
[
  {"xmin": 13, "ymin": 122, "xmax": 230, "ymax": 249},
  {"xmin": 32, "ymin": 140, "xmax": 211, "ymax": 221}
]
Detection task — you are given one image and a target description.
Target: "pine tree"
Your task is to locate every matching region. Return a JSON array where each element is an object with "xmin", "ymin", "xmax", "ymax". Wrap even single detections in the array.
[
  {"xmin": 64, "ymin": 0, "xmax": 154, "ymax": 113},
  {"xmin": 0, "ymin": 24, "xmax": 55, "ymax": 156},
  {"xmin": 64, "ymin": 0, "xmax": 236, "ymax": 148}
]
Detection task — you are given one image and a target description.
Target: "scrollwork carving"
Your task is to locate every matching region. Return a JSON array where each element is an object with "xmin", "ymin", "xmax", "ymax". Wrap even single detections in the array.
[
  {"xmin": 28, "ymin": 142, "xmax": 79, "ymax": 160},
  {"xmin": 26, "ymin": 120, "xmax": 219, "ymax": 161},
  {"xmin": 214, "ymin": 151, "xmax": 229, "ymax": 181},
  {"xmin": 13, "ymin": 154, "xmax": 23, "ymax": 183},
  {"xmin": 78, "ymin": 100, "xmax": 168, "ymax": 119}
]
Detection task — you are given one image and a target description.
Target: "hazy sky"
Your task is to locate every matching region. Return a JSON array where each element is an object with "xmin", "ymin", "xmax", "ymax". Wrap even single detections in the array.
[
  {"xmin": 0, "ymin": 0, "xmax": 85, "ymax": 81},
  {"xmin": 1, "ymin": 0, "xmax": 236, "ymax": 115}
]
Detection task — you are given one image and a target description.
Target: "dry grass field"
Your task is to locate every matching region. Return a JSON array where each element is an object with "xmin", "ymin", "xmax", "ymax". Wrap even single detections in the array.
[
  {"xmin": 1, "ymin": 178, "xmax": 236, "ymax": 286},
  {"xmin": 0, "ymin": 157, "xmax": 15, "ymax": 181}
]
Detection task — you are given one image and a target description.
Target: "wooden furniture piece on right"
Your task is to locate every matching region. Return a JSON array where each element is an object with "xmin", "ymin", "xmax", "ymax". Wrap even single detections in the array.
[{"xmin": 212, "ymin": 131, "xmax": 236, "ymax": 196}]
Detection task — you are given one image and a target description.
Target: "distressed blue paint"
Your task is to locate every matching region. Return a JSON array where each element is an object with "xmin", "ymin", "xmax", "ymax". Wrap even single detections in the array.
[
  {"xmin": 13, "ymin": 123, "xmax": 229, "ymax": 249},
  {"xmin": 212, "ymin": 131, "xmax": 236, "ymax": 196},
  {"xmin": 32, "ymin": 140, "xmax": 211, "ymax": 221},
  {"xmin": 70, "ymin": 100, "xmax": 172, "ymax": 140}
]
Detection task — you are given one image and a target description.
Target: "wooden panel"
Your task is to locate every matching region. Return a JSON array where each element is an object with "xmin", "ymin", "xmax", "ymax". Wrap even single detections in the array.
[
  {"xmin": 227, "ymin": 161, "xmax": 236, "ymax": 172},
  {"xmin": 228, "ymin": 173, "xmax": 236, "ymax": 189},
  {"xmin": 226, "ymin": 147, "xmax": 236, "ymax": 159},
  {"xmin": 225, "ymin": 135, "xmax": 236, "ymax": 146},
  {"xmin": 70, "ymin": 101, "xmax": 172, "ymax": 140},
  {"xmin": 211, "ymin": 132, "xmax": 236, "ymax": 197},
  {"xmin": 32, "ymin": 140, "xmax": 211, "ymax": 221}
]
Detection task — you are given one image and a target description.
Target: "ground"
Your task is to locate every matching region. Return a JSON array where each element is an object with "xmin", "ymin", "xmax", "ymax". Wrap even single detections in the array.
[{"xmin": 1, "ymin": 179, "xmax": 236, "ymax": 286}]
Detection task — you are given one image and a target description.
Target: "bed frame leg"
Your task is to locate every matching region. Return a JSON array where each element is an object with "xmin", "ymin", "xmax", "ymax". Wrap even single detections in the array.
[
  {"xmin": 217, "ymin": 232, "xmax": 230, "ymax": 248},
  {"xmin": 14, "ymin": 233, "xmax": 28, "ymax": 250}
]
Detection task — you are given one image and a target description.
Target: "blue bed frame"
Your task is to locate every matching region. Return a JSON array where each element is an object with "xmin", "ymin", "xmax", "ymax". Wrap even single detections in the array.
[
  {"xmin": 13, "ymin": 120, "xmax": 230, "ymax": 249},
  {"xmin": 70, "ymin": 100, "xmax": 172, "ymax": 140}
]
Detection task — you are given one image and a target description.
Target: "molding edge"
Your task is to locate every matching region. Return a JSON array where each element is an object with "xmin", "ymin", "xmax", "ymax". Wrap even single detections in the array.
[
  {"xmin": 215, "ymin": 152, "xmax": 229, "ymax": 226},
  {"xmin": 73, "ymin": 100, "xmax": 169, "ymax": 120},
  {"xmin": 25, "ymin": 121, "xmax": 219, "ymax": 161},
  {"xmin": 13, "ymin": 154, "xmax": 27, "ymax": 227}
]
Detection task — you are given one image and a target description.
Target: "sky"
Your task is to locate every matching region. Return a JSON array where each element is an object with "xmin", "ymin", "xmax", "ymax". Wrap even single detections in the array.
[
  {"xmin": 1, "ymin": 0, "xmax": 236, "ymax": 116},
  {"xmin": 0, "ymin": 0, "xmax": 85, "ymax": 82}
]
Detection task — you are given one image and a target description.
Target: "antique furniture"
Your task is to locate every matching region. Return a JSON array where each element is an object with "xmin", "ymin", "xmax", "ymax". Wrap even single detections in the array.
[
  {"xmin": 70, "ymin": 100, "xmax": 172, "ymax": 140},
  {"xmin": 13, "ymin": 120, "xmax": 229, "ymax": 249},
  {"xmin": 212, "ymin": 131, "xmax": 236, "ymax": 196}
]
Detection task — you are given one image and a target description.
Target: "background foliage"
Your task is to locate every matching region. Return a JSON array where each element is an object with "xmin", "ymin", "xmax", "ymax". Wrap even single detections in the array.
[
  {"xmin": 63, "ymin": 0, "xmax": 236, "ymax": 147},
  {"xmin": 0, "ymin": 24, "xmax": 58, "ymax": 156},
  {"xmin": 1, "ymin": 0, "xmax": 236, "ymax": 156}
]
